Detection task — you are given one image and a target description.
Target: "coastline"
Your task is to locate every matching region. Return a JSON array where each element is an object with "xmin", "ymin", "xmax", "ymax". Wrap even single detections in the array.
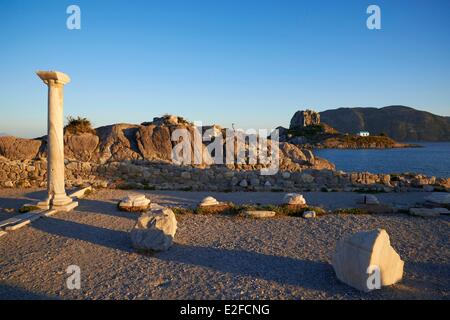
[
  {"xmin": 311, "ymin": 142, "xmax": 422, "ymax": 149},
  {"xmin": 314, "ymin": 141, "xmax": 450, "ymax": 179}
]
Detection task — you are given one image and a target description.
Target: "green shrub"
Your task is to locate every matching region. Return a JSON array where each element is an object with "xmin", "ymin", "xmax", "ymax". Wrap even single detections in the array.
[
  {"xmin": 333, "ymin": 208, "xmax": 370, "ymax": 215},
  {"xmin": 19, "ymin": 205, "xmax": 40, "ymax": 213},
  {"xmin": 342, "ymin": 135, "xmax": 396, "ymax": 147},
  {"xmin": 171, "ymin": 207, "xmax": 191, "ymax": 215},
  {"xmin": 65, "ymin": 116, "xmax": 95, "ymax": 134},
  {"xmin": 161, "ymin": 114, "xmax": 193, "ymax": 126},
  {"xmin": 233, "ymin": 204, "xmax": 326, "ymax": 217},
  {"xmin": 288, "ymin": 124, "xmax": 326, "ymax": 138},
  {"xmin": 169, "ymin": 204, "xmax": 327, "ymax": 217}
]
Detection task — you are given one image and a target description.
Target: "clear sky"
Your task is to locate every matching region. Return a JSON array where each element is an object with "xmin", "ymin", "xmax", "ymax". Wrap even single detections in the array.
[{"xmin": 1, "ymin": 0, "xmax": 449, "ymax": 138}]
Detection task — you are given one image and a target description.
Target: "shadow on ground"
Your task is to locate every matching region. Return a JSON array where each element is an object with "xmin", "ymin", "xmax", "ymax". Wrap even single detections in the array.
[
  {"xmin": 0, "ymin": 283, "xmax": 57, "ymax": 300},
  {"xmin": 154, "ymin": 243, "xmax": 349, "ymax": 294},
  {"xmin": 75, "ymin": 198, "xmax": 137, "ymax": 220},
  {"xmin": 32, "ymin": 217, "xmax": 133, "ymax": 253},
  {"xmin": 23, "ymin": 189, "xmax": 48, "ymax": 201}
]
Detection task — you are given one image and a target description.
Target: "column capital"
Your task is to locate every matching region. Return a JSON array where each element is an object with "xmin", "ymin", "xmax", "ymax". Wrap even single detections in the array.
[{"xmin": 36, "ymin": 70, "xmax": 71, "ymax": 86}]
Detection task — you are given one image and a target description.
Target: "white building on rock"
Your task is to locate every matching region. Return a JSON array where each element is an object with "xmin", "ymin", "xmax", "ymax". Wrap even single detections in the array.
[{"xmin": 357, "ymin": 131, "xmax": 370, "ymax": 137}]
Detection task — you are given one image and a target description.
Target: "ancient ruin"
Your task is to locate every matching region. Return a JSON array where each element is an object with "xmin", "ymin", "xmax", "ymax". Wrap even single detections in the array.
[
  {"xmin": 35, "ymin": 71, "xmax": 77, "ymax": 212},
  {"xmin": 332, "ymin": 229, "xmax": 404, "ymax": 292}
]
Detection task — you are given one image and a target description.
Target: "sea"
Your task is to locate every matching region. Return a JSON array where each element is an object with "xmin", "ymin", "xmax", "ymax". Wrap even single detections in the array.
[{"xmin": 314, "ymin": 142, "xmax": 450, "ymax": 178}]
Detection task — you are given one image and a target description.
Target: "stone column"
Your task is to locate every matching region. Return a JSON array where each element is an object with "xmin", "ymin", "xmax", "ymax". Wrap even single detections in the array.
[{"xmin": 36, "ymin": 71, "xmax": 77, "ymax": 211}]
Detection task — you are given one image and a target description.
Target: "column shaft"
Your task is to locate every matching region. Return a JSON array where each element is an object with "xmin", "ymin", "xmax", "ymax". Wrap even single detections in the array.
[{"xmin": 47, "ymin": 81, "xmax": 71, "ymax": 205}]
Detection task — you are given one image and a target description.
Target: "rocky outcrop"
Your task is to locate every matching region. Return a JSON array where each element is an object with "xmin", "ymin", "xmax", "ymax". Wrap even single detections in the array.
[
  {"xmin": 0, "ymin": 136, "xmax": 42, "ymax": 160},
  {"xmin": 64, "ymin": 132, "xmax": 99, "ymax": 162},
  {"xmin": 96, "ymin": 124, "xmax": 142, "ymax": 163},
  {"xmin": 290, "ymin": 109, "xmax": 321, "ymax": 129},
  {"xmin": 279, "ymin": 143, "xmax": 334, "ymax": 171},
  {"xmin": 136, "ymin": 125, "xmax": 172, "ymax": 161},
  {"xmin": 0, "ymin": 116, "xmax": 333, "ymax": 173}
]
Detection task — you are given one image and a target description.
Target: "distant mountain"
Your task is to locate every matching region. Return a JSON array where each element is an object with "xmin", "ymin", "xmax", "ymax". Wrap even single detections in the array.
[
  {"xmin": 0, "ymin": 132, "xmax": 8, "ymax": 136},
  {"xmin": 320, "ymin": 106, "xmax": 450, "ymax": 141}
]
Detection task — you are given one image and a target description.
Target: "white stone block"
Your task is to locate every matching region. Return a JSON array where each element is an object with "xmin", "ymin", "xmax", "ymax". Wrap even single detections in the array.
[
  {"xmin": 332, "ymin": 229, "xmax": 404, "ymax": 292},
  {"xmin": 130, "ymin": 208, "xmax": 177, "ymax": 251}
]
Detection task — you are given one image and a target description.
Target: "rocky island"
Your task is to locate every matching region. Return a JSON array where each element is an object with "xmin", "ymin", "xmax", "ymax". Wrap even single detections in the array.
[
  {"xmin": 278, "ymin": 109, "xmax": 417, "ymax": 149},
  {"xmin": 320, "ymin": 106, "xmax": 450, "ymax": 142}
]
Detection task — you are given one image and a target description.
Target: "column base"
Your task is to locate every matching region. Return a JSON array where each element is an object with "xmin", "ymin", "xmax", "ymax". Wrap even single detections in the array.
[
  {"xmin": 52, "ymin": 193, "xmax": 74, "ymax": 206},
  {"xmin": 36, "ymin": 195, "xmax": 78, "ymax": 212},
  {"xmin": 36, "ymin": 200, "xmax": 50, "ymax": 210},
  {"xmin": 52, "ymin": 201, "xmax": 78, "ymax": 212}
]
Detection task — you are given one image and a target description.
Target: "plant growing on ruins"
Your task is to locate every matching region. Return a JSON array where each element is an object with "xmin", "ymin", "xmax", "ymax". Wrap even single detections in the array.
[
  {"xmin": 83, "ymin": 188, "xmax": 93, "ymax": 197},
  {"xmin": 333, "ymin": 208, "xmax": 370, "ymax": 215},
  {"xmin": 19, "ymin": 205, "xmax": 40, "ymax": 213},
  {"xmin": 64, "ymin": 116, "xmax": 95, "ymax": 134},
  {"xmin": 178, "ymin": 204, "xmax": 328, "ymax": 217},
  {"xmin": 243, "ymin": 204, "xmax": 326, "ymax": 217}
]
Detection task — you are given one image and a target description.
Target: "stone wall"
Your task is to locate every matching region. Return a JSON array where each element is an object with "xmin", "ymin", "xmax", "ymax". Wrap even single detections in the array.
[{"xmin": 1, "ymin": 158, "xmax": 448, "ymax": 192}]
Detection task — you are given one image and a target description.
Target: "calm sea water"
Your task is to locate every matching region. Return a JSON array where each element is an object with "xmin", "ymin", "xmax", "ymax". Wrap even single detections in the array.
[{"xmin": 314, "ymin": 142, "xmax": 450, "ymax": 178}]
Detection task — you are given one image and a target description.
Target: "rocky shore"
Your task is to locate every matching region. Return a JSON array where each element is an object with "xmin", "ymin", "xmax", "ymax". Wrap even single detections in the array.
[{"xmin": 0, "ymin": 115, "xmax": 448, "ymax": 193}]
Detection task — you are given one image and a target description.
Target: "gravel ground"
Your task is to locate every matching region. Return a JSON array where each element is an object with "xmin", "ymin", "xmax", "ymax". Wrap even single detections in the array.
[{"xmin": 0, "ymin": 188, "xmax": 449, "ymax": 300}]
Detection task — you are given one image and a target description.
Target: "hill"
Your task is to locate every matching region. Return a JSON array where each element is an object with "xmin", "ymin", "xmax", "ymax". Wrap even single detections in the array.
[
  {"xmin": 320, "ymin": 106, "xmax": 450, "ymax": 141},
  {"xmin": 281, "ymin": 110, "xmax": 413, "ymax": 149}
]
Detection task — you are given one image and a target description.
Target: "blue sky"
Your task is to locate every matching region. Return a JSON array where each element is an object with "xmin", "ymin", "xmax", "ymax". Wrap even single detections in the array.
[{"xmin": 1, "ymin": 0, "xmax": 449, "ymax": 138}]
